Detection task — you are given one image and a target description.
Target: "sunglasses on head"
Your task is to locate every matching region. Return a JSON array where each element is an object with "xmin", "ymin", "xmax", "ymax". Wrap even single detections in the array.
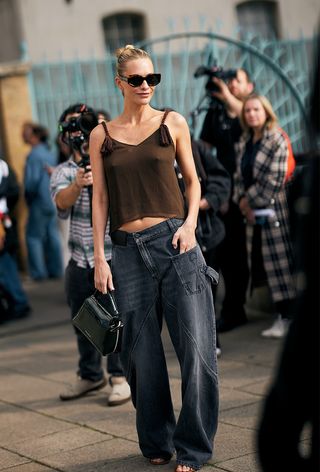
[{"xmin": 119, "ymin": 73, "xmax": 161, "ymax": 87}]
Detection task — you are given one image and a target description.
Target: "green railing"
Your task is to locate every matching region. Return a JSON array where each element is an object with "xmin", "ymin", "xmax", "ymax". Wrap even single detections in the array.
[{"xmin": 29, "ymin": 32, "xmax": 316, "ymax": 153}]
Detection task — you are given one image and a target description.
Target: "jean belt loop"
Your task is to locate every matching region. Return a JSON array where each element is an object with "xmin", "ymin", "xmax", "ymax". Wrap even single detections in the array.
[{"xmin": 166, "ymin": 218, "xmax": 177, "ymax": 232}]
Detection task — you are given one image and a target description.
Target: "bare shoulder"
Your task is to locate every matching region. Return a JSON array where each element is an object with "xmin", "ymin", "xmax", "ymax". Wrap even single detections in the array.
[
  {"xmin": 166, "ymin": 110, "xmax": 187, "ymax": 126},
  {"xmin": 166, "ymin": 111, "xmax": 189, "ymax": 135},
  {"xmin": 90, "ymin": 121, "xmax": 109, "ymax": 144}
]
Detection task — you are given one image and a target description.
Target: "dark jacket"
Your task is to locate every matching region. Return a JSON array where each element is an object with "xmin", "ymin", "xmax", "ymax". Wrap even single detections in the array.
[
  {"xmin": 200, "ymin": 105, "xmax": 242, "ymax": 178},
  {"xmin": 176, "ymin": 140, "xmax": 231, "ymax": 252},
  {"xmin": 192, "ymin": 140, "xmax": 231, "ymax": 251}
]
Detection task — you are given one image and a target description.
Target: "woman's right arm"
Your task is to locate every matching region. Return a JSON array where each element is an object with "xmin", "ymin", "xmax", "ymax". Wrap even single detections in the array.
[{"xmin": 89, "ymin": 126, "xmax": 114, "ymax": 293}]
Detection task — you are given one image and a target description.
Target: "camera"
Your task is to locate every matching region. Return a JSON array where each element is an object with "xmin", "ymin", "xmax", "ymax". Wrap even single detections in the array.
[
  {"xmin": 77, "ymin": 154, "xmax": 90, "ymax": 172},
  {"xmin": 59, "ymin": 112, "xmax": 98, "ymax": 136},
  {"xmin": 59, "ymin": 111, "xmax": 98, "ymax": 158},
  {"xmin": 194, "ymin": 65, "xmax": 237, "ymax": 94}
]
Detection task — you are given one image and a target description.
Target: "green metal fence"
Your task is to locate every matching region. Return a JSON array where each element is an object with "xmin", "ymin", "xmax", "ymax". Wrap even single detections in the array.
[{"xmin": 29, "ymin": 33, "xmax": 316, "ymax": 153}]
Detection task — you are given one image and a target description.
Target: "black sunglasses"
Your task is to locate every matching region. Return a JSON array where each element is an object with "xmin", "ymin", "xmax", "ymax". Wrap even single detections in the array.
[{"xmin": 119, "ymin": 73, "xmax": 161, "ymax": 87}]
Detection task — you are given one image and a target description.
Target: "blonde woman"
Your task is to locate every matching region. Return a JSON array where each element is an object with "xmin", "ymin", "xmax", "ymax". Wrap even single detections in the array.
[
  {"xmin": 234, "ymin": 94, "xmax": 296, "ymax": 338},
  {"xmin": 90, "ymin": 45, "xmax": 219, "ymax": 472}
]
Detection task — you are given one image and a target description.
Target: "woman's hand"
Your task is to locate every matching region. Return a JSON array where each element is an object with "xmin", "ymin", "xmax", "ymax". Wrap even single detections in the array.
[
  {"xmin": 75, "ymin": 166, "xmax": 93, "ymax": 188},
  {"xmin": 172, "ymin": 222, "xmax": 197, "ymax": 254},
  {"xmin": 239, "ymin": 196, "xmax": 256, "ymax": 225},
  {"xmin": 94, "ymin": 259, "xmax": 114, "ymax": 294}
]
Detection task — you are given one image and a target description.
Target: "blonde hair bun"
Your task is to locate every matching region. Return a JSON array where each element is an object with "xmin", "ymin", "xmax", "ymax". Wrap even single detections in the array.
[
  {"xmin": 116, "ymin": 44, "xmax": 135, "ymax": 58},
  {"xmin": 115, "ymin": 45, "xmax": 151, "ymax": 76}
]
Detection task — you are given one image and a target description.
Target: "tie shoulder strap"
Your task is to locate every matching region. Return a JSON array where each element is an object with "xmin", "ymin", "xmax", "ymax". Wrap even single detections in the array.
[
  {"xmin": 100, "ymin": 121, "xmax": 114, "ymax": 155},
  {"xmin": 160, "ymin": 108, "xmax": 173, "ymax": 147}
]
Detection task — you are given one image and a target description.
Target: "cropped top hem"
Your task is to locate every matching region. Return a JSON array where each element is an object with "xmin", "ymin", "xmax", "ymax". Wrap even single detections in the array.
[{"xmin": 110, "ymin": 211, "xmax": 185, "ymax": 233}]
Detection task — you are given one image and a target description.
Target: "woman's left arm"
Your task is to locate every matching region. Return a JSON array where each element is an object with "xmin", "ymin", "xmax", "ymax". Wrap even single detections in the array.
[{"xmin": 171, "ymin": 113, "xmax": 201, "ymax": 253}]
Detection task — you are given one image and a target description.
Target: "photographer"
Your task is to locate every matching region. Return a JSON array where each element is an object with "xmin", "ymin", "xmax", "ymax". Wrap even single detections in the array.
[
  {"xmin": 200, "ymin": 68, "xmax": 254, "ymax": 332},
  {"xmin": 50, "ymin": 103, "xmax": 130, "ymax": 405}
]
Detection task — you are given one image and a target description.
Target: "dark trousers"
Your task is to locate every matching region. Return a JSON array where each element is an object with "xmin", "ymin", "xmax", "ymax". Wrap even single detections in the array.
[
  {"xmin": 111, "ymin": 218, "xmax": 219, "ymax": 470},
  {"xmin": 65, "ymin": 259, "xmax": 124, "ymax": 381},
  {"xmin": 214, "ymin": 202, "xmax": 249, "ymax": 321}
]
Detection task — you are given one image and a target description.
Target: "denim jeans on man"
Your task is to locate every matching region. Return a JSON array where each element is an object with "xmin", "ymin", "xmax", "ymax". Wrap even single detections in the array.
[
  {"xmin": 111, "ymin": 218, "xmax": 219, "ymax": 470},
  {"xmin": 65, "ymin": 259, "xmax": 124, "ymax": 381},
  {"xmin": 26, "ymin": 204, "xmax": 63, "ymax": 280}
]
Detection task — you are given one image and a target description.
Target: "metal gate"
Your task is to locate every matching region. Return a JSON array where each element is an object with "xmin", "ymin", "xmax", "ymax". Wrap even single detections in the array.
[{"xmin": 29, "ymin": 32, "xmax": 315, "ymax": 153}]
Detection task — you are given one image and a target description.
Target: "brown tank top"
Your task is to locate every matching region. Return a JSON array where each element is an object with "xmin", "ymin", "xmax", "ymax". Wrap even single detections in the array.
[{"xmin": 101, "ymin": 110, "xmax": 185, "ymax": 232}]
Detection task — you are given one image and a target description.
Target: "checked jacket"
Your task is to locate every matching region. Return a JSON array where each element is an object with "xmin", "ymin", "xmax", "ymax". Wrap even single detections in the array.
[{"xmin": 234, "ymin": 127, "xmax": 296, "ymax": 303}]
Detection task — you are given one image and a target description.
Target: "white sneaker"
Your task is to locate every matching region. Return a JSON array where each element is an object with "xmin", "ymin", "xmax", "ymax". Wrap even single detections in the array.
[
  {"xmin": 216, "ymin": 347, "xmax": 222, "ymax": 358},
  {"xmin": 108, "ymin": 376, "xmax": 131, "ymax": 407},
  {"xmin": 59, "ymin": 377, "xmax": 107, "ymax": 401},
  {"xmin": 261, "ymin": 315, "xmax": 290, "ymax": 339}
]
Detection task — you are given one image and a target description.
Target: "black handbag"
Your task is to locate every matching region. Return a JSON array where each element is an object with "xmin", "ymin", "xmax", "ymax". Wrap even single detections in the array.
[{"xmin": 72, "ymin": 291, "xmax": 123, "ymax": 356}]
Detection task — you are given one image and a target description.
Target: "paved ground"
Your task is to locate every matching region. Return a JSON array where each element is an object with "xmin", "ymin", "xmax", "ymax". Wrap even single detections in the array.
[{"xmin": 0, "ymin": 278, "xmax": 288, "ymax": 472}]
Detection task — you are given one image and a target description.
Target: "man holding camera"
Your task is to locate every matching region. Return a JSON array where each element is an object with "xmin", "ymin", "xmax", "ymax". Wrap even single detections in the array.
[
  {"xmin": 200, "ymin": 68, "xmax": 254, "ymax": 332},
  {"xmin": 50, "ymin": 103, "xmax": 130, "ymax": 405}
]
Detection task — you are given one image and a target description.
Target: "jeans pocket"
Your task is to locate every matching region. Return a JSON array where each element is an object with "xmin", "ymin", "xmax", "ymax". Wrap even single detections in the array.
[{"xmin": 172, "ymin": 245, "xmax": 206, "ymax": 296}]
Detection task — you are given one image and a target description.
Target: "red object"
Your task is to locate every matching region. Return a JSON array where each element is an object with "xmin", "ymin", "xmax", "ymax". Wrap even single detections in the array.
[{"xmin": 279, "ymin": 127, "xmax": 296, "ymax": 183}]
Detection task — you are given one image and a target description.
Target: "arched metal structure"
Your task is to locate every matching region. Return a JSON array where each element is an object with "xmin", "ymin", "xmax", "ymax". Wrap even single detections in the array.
[{"xmin": 29, "ymin": 32, "xmax": 315, "ymax": 152}]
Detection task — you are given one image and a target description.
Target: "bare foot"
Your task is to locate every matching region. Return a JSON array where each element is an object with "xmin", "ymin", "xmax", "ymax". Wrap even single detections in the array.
[{"xmin": 175, "ymin": 465, "xmax": 195, "ymax": 472}]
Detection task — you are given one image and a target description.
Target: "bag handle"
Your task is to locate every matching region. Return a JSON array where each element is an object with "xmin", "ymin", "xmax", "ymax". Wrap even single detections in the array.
[{"xmin": 93, "ymin": 289, "xmax": 120, "ymax": 318}]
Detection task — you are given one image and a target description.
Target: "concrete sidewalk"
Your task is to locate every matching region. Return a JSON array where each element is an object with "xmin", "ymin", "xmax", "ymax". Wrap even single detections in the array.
[{"xmin": 0, "ymin": 278, "xmax": 285, "ymax": 472}]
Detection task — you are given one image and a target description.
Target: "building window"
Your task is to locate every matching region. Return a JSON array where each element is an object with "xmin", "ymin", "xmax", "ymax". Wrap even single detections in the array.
[
  {"xmin": 102, "ymin": 13, "xmax": 146, "ymax": 53},
  {"xmin": 236, "ymin": 1, "xmax": 279, "ymax": 39}
]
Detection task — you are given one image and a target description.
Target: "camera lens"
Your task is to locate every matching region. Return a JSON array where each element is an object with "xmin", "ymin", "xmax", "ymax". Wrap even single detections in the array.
[{"xmin": 78, "ymin": 113, "xmax": 98, "ymax": 135}]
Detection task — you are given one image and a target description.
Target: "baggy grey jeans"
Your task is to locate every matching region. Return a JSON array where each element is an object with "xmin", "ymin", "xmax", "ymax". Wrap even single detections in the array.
[{"xmin": 111, "ymin": 218, "xmax": 219, "ymax": 470}]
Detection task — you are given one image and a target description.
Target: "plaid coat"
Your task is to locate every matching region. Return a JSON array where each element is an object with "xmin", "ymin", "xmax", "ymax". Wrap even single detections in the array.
[{"xmin": 234, "ymin": 128, "xmax": 296, "ymax": 303}]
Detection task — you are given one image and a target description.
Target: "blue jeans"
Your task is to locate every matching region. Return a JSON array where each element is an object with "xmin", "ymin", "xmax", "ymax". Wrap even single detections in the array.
[
  {"xmin": 111, "ymin": 218, "xmax": 219, "ymax": 470},
  {"xmin": 0, "ymin": 252, "xmax": 29, "ymax": 312},
  {"xmin": 65, "ymin": 259, "xmax": 124, "ymax": 381},
  {"xmin": 26, "ymin": 206, "xmax": 63, "ymax": 280}
]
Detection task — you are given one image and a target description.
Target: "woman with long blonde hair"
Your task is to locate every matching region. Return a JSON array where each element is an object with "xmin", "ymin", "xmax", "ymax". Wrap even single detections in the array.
[{"xmin": 235, "ymin": 94, "xmax": 296, "ymax": 338}]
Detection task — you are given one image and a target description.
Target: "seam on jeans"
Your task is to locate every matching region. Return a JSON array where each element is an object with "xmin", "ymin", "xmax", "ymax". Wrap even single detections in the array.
[
  {"xmin": 137, "ymin": 240, "xmax": 160, "ymax": 279},
  {"xmin": 162, "ymin": 297, "xmax": 218, "ymax": 381},
  {"xmin": 126, "ymin": 294, "xmax": 159, "ymax": 380}
]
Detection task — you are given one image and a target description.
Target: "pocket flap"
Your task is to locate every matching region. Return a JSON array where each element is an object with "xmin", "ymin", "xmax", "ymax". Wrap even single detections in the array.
[{"xmin": 203, "ymin": 265, "xmax": 219, "ymax": 285}]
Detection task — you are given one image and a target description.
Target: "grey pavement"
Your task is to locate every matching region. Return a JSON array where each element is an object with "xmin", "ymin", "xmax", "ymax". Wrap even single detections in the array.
[{"xmin": 0, "ymin": 277, "xmax": 286, "ymax": 472}]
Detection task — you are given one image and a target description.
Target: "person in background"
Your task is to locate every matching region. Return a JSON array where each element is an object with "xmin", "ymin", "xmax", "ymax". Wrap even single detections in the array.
[
  {"xmin": 23, "ymin": 122, "xmax": 63, "ymax": 280},
  {"xmin": 257, "ymin": 32, "xmax": 319, "ymax": 471},
  {"xmin": 176, "ymin": 139, "xmax": 231, "ymax": 357},
  {"xmin": 54, "ymin": 132, "xmax": 72, "ymax": 268},
  {"xmin": 96, "ymin": 109, "xmax": 111, "ymax": 123},
  {"xmin": 90, "ymin": 45, "xmax": 219, "ymax": 472},
  {"xmin": 0, "ymin": 158, "xmax": 31, "ymax": 322},
  {"xmin": 50, "ymin": 103, "xmax": 130, "ymax": 406},
  {"xmin": 234, "ymin": 94, "xmax": 296, "ymax": 338},
  {"xmin": 200, "ymin": 68, "xmax": 254, "ymax": 333}
]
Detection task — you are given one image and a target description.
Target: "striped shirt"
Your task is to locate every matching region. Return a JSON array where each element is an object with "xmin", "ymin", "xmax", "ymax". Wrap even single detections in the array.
[{"xmin": 50, "ymin": 158, "xmax": 112, "ymax": 268}]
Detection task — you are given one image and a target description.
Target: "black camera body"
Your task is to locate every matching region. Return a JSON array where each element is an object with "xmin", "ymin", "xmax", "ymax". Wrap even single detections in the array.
[
  {"xmin": 59, "ymin": 112, "xmax": 98, "ymax": 136},
  {"xmin": 194, "ymin": 65, "xmax": 237, "ymax": 93},
  {"xmin": 59, "ymin": 111, "xmax": 98, "ymax": 159}
]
